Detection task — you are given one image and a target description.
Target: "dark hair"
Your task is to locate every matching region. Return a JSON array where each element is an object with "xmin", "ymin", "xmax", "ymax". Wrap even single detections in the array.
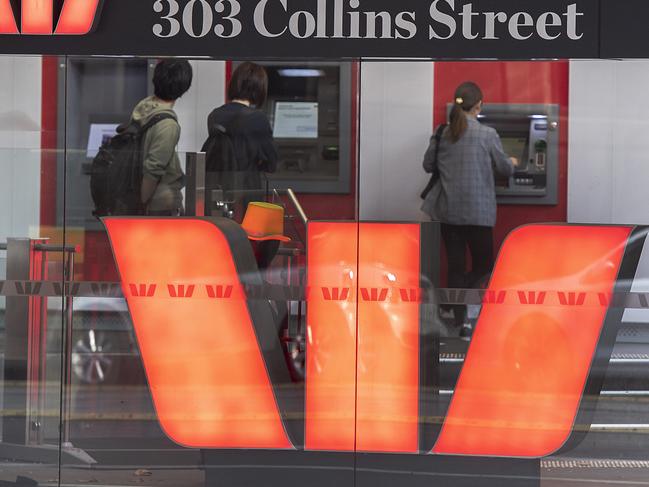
[
  {"xmin": 153, "ymin": 59, "xmax": 193, "ymax": 101},
  {"xmin": 228, "ymin": 62, "xmax": 268, "ymax": 107},
  {"xmin": 449, "ymin": 81, "xmax": 483, "ymax": 143}
]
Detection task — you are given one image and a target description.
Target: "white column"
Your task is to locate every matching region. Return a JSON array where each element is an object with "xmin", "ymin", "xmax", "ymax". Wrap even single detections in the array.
[
  {"xmin": 569, "ymin": 59, "xmax": 649, "ymax": 225},
  {"xmin": 175, "ymin": 60, "xmax": 227, "ymax": 154},
  {"xmin": 359, "ymin": 62, "xmax": 434, "ymax": 221},
  {"xmin": 0, "ymin": 56, "xmax": 42, "ymax": 240}
]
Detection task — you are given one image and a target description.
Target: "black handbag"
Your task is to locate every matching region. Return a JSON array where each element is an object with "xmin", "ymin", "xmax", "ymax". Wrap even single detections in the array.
[{"xmin": 420, "ymin": 124, "xmax": 447, "ymax": 200}]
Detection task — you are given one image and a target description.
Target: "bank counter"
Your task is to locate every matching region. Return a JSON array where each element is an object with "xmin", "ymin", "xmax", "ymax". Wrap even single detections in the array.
[{"xmin": 1, "ymin": 1, "xmax": 649, "ymax": 487}]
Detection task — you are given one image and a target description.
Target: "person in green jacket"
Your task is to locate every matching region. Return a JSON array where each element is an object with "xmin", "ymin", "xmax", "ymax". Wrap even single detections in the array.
[{"xmin": 131, "ymin": 59, "xmax": 193, "ymax": 215}]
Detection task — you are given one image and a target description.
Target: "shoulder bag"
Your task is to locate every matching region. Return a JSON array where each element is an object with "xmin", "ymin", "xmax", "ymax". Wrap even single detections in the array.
[{"xmin": 420, "ymin": 123, "xmax": 447, "ymax": 200}]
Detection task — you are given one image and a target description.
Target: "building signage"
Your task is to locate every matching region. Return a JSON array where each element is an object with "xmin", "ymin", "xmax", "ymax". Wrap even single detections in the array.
[
  {"xmin": 151, "ymin": 0, "xmax": 586, "ymax": 42},
  {"xmin": 2, "ymin": 0, "xmax": 643, "ymax": 59}
]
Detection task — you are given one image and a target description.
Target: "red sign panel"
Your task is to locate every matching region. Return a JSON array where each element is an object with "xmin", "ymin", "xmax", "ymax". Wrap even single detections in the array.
[
  {"xmin": 0, "ymin": 0, "xmax": 102, "ymax": 35},
  {"xmin": 433, "ymin": 225, "xmax": 630, "ymax": 457},
  {"xmin": 104, "ymin": 218, "xmax": 291, "ymax": 449}
]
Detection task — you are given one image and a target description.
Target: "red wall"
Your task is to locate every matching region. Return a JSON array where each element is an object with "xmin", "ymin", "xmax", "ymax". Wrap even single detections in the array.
[
  {"xmin": 40, "ymin": 57, "xmax": 58, "ymax": 227},
  {"xmin": 434, "ymin": 61, "xmax": 569, "ymax": 251}
]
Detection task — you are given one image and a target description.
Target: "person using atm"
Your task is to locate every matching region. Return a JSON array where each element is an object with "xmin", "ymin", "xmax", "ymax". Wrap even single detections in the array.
[
  {"xmin": 421, "ymin": 81, "xmax": 518, "ymax": 339},
  {"xmin": 203, "ymin": 62, "xmax": 278, "ymax": 220}
]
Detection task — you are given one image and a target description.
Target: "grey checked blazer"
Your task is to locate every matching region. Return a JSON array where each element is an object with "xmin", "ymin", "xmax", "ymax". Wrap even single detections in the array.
[{"xmin": 421, "ymin": 118, "xmax": 514, "ymax": 227}]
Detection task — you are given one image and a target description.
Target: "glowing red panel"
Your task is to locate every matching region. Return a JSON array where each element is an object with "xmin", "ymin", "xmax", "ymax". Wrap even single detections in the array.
[
  {"xmin": 433, "ymin": 225, "xmax": 632, "ymax": 457},
  {"xmin": 306, "ymin": 222, "xmax": 422, "ymax": 453},
  {"xmin": 356, "ymin": 223, "xmax": 420, "ymax": 453},
  {"xmin": 305, "ymin": 222, "xmax": 357, "ymax": 451},
  {"xmin": 22, "ymin": 0, "xmax": 53, "ymax": 35},
  {"xmin": 104, "ymin": 218, "xmax": 291, "ymax": 449},
  {"xmin": 55, "ymin": 0, "xmax": 101, "ymax": 34},
  {"xmin": 0, "ymin": 0, "xmax": 18, "ymax": 34}
]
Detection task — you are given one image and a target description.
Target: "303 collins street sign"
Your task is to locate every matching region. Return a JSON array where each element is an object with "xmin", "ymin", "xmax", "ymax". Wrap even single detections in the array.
[{"xmin": 151, "ymin": 0, "xmax": 586, "ymax": 43}]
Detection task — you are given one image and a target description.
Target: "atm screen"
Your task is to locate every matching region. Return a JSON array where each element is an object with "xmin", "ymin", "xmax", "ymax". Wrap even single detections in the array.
[
  {"xmin": 500, "ymin": 136, "xmax": 527, "ymax": 160},
  {"xmin": 87, "ymin": 123, "xmax": 119, "ymax": 158},
  {"xmin": 273, "ymin": 102, "xmax": 318, "ymax": 139}
]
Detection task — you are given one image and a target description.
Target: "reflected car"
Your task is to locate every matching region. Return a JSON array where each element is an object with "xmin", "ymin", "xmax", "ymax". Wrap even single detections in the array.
[{"xmin": 70, "ymin": 296, "xmax": 138, "ymax": 385}]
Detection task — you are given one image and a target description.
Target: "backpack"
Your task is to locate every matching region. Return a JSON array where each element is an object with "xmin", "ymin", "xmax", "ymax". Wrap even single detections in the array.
[
  {"xmin": 200, "ymin": 111, "xmax": 252, "ymax": 203},
  {"xmin": 90, "ymin": 113, "xmax": 176, "ymax": 217}
]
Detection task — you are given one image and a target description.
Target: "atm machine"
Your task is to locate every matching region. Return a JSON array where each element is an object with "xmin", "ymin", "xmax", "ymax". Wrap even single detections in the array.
[
  {"xmin": 448, "ymin": 103, "xmax": 559, "ymax": 205},
  {"xmin": 58, "ymin": 57, "xmax": 152, "ymax": 229},
  {"xmin": 236, "ymin": 61, "xmax": 353, "ymax": 194}
]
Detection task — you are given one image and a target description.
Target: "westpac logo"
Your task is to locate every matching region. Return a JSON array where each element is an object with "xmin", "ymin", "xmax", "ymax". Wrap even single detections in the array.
[
  {"xmin": 0, "ymin": 0, "xmax": 103, "ymax": 35},
  {"xmin": 104, "ymin": 218, "xmax": 641, "ymax": 458}
]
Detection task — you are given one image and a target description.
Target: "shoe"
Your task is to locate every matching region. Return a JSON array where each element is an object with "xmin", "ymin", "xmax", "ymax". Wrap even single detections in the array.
[{"xmin": 459, "ymin": 323, "xmax": 473, "ymax": 341}]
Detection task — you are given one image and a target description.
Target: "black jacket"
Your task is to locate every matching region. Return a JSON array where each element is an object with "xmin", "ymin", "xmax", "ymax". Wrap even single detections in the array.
[{"xmin": 206, "ymin": 102, "xmax": 278, "ymax": 193}]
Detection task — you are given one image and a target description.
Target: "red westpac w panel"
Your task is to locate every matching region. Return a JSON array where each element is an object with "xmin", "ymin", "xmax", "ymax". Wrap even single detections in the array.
[
  {"xmin": 56, "ymin": 0, "xmax": 101, "ymax": 34},
  {"xmin": 0, "ymin": 0, "xmax": 18, "ymax": 33},
  {"xmin": 22, "ymin": 0, "xmax": 53, "ymax": 34},
  {"xmin": 306, "ymin": 222, "xmax": 422, "ymax": 453},
  {"xmin": 305, "ymin": 222, "xmax": 358, "ymax": 451},
  {"xmin": 2, "ymin": 0, "xmax": 101, "ymax": 35},
  {"xmin": 356, "ymin": 223, "xmax": 421, "ymax": 453},
  {"xmin": 105, "ymin": 218, "xmax": 291, "ymax": 449},
  {"xmin": 433, "ymin": 224, "xmax": 631, "ymax": 457}
]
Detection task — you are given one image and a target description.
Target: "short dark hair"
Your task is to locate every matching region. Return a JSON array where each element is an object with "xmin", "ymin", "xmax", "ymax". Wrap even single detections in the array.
[
  {"xmin": 228, "ymin": 62, "xmax": 268, "ymax": 107},
  {"xmin": 153, "ymin": 59, "xmax": 193, "ymax": 101}
]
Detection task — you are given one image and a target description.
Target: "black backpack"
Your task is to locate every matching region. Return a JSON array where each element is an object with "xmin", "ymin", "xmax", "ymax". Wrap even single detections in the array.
[
  {"xmin": 90, "ymin": 113, "xmax": 175, "ymax": 217},
  {"xmin": 200, "ymin": 112, "xmax": 251, "ymax": 202}
]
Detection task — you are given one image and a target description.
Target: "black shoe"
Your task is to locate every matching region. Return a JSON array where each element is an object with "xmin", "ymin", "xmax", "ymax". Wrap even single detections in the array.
[{"xmin": 459, "ymin": 323, "xmax": 473, "ymax": 341}]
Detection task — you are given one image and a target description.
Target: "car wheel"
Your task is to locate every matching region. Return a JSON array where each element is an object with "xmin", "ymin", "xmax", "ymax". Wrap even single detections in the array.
[
  {"xmin": 71, "ymin": 329, "xmax": 120, "ymax": 385},
  {"xmin": 285, "ymin": 337, "xmax": 306, "ymax": 382}
]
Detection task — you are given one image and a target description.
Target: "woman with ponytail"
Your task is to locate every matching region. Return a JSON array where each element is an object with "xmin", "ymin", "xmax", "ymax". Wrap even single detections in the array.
[{"xmin": 421, "ymin": 81, "xmax": 518, "ymax": 338}]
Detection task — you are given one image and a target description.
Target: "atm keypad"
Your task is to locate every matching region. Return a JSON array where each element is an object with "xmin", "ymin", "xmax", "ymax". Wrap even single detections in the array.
[{"xmin": 514, "ymin": 177, "xmax": 535, "ymax": 185}]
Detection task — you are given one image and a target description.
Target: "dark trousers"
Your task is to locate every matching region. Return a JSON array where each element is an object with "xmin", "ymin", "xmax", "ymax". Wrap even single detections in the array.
[{"xmin": 441, "ymin": 224, "xmax": 494, "ymax": 327}]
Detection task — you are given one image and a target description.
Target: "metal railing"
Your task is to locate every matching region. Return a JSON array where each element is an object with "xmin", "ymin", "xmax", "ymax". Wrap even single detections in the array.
[
  {"xmin": 0, "ymin": 239, "xmax": 90, "ymax": 463},
  {"xmin": 286, "ymin": 188, "xmax": 308, "ymax": 225}
]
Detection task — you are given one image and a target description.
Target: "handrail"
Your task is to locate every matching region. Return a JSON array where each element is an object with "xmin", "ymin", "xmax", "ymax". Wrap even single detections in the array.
[
  {"xmin": 0, "ymin": 242, "xmax": 78, "ymax": 253},
  {"xmin": 287, "ymin": 188, "xmax": 308, "ymax": 225}
]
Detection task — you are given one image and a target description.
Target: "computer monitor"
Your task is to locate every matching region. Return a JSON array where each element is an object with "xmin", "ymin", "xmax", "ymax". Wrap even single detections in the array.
[{"xmin": 272, "ymin": 102, "xmax": 318, "ymax": 139}]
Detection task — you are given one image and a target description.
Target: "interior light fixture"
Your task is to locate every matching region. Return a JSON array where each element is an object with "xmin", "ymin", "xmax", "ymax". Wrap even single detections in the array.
[{"xmin": 278, "ymin": 68, "xmax": 326, "ymax": 77}]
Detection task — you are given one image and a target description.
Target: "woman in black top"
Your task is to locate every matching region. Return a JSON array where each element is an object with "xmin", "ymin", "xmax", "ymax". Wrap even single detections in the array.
[{"xmin": 205, "ymin": 62, "xmax": 278, "ymax": 218}]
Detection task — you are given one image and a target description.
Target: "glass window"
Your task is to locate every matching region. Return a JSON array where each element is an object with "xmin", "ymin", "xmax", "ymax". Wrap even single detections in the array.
[
  {"xmin": 357, "ymin": 58, "xmax": 649, "ymax": 486},
  {"xmin": 0, "ymin": 55, "xmax": 63, "ymax": 486},
  {"xmin": 2, "ymin": 52, "xmax": 649, "ymax": 487},
  {"xmin": 61, "ymin": 57, "xmax": 360, "ymax": 487}
]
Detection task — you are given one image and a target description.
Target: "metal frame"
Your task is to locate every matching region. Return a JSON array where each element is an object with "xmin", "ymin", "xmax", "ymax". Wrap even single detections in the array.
[{"xmin": 0, "ymin": 239, "xmax": 94, "ymax": 465}]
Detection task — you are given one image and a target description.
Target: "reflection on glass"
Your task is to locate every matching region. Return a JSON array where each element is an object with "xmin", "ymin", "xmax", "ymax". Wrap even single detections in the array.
[
  {"xmin": 0, "ymin": 55, "xmax": 62, "ymax": 485},
  {"xmin": 0, "ymin": 53, "xmax": 642, "ymax": 487},
  {"xmin": 61, "ymin": 57, "xmax": 359, "ymax": 487}
]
